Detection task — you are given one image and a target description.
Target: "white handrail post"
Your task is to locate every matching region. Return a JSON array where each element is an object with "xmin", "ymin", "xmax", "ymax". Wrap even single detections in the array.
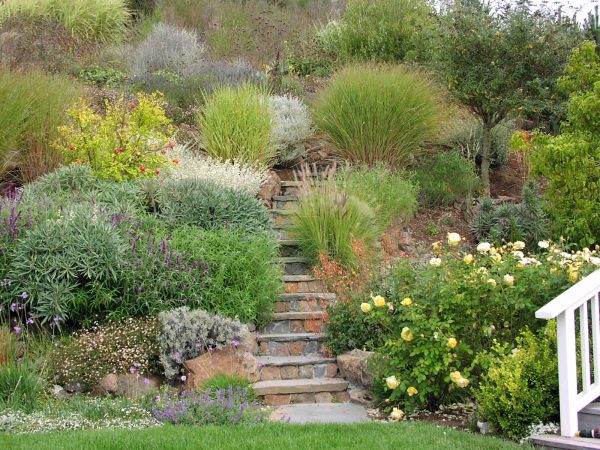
[{"xmin": 557, "ymin": 309, "xmax": 578, "ymax": 437}]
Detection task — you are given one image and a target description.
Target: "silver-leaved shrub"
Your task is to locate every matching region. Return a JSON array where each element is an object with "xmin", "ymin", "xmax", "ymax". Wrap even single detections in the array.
[{"xmin": 268, "ymin": 94, "xmax": 313, "ymax": 164}]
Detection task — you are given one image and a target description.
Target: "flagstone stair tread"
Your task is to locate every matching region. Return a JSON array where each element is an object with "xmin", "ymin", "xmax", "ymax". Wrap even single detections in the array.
[
  {"xmin": 273, "ymin": 311, "xmax": 325, "ymax": 320},
  {"xmin": 257, "ymin": 333, "xmax": 325, "ymax": 342},
  {"xmin": 253, "ymin": 378, "xmax": 348, "ymax": 395},
  {"xmin": 257, "ymin": 356, "xmax": 337, "ymax": 366}
]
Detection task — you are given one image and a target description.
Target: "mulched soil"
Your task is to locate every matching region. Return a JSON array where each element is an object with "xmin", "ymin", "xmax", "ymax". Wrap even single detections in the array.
[{"xmin": 367, "ymin": 402, "xmax": 476, "ymax": 430}]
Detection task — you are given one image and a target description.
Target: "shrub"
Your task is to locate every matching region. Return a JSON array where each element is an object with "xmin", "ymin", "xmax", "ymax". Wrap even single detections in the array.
[
  {"xmin": 268, "ymin": 95, "xmax": 313, "ymax": 165},
  {"xmin": 0, "ymin": 0, "xmax": 130, "ymax": 43},
  {"xmin": 0, "ymin": 360, "xmax": 44, "ymax": 412},
  {"xmin": 130, "ymin": 23, "xmax": 205, "ymax": 77},
  {"xmin": 450, "ymin": 119, "xmax": 515, "ymax": 168},
  {"xmin": 48, "ymin": 318, "xmax": 160, "ymax": 388},
  {"xmin": 157, "ymin": 307, "xmax": 246, "ymax": 380},
  {"xmin": 165, "ymin": 145, "xmax": 267, "ymax": 196},
  {"xmin": 290, "ymin": 168, "xmax": 380, "ymax": 268},
  {"xmin": 0, "ymin": 70, "xmax": 81, "ymax": 182},
  {"xmin": 7, "ymin": 204, "xmax": 128, "ymax": 325},
  {"xmin": 475, "ymin": 325, "xmax": 559, "ymax": 440},
  {"xmin": 416, "ymin": 151, "xmax": 479, "ymax": 206},
  {"xmin": 531, "ymin": 41, "xmax": 600, "ymax": 246},
  {"xmin": 198, "ymin": 84, "xmax": 275, "ymax": 167},
  {"xmin": 313, "ymin": 64, "xmax": 445, "ymax": 168},
  {"xmin": 55, "ymin": 92, "xmax": 175, "ymax": 182},
  {"xmin": 154, "ymin": 178, "xmax": 270, "ymax": 233},
  {"xmin": 328, "ymin": 0, "xmax": 434, "ymax": 62},
  {"xmin": 169, "ymin": 228, "xmax": 282, "ymax": 326},
  {"xmin": 201, "ymin": 374, "xmax": 254, "ymax": 400},
  {"xmin": 470, "ymin": 182, "xmax": 550, "ymax": 249},
  {"xmin": 152, "ymin": 385, "xmax": 265, "ymax": 425},
  {"xmin": 336, "ymin": 164, "xmax": 418, "ymax": 228},
  {"xmin": 78, "ymin": 67, "xmax": 126, "ymax": 87}
]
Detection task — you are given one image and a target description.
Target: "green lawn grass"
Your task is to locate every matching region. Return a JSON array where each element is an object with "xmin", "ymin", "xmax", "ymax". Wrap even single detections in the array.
[{"xmin": 0, "ymin": 422, "xmax": 531, "ymax": 450}]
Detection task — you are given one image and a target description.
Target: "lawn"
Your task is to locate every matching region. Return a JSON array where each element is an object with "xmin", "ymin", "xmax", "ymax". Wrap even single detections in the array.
[{"xmin": 0, "ymin": 422, "xmax": 531, "ymax": 450}]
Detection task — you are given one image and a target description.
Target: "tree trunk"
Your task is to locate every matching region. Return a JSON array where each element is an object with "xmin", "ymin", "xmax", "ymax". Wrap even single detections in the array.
[{"xmin": 481, "ymin": 124, "xmax": 492, "ymax": 196}]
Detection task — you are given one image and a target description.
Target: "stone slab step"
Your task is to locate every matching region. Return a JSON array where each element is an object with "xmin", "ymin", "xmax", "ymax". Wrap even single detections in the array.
[
  {"xmin": 264, "ymin": 311, "xmax": 325, "ymax": 334},
  {"xmin": 579, "ymin": 402, "xmax": 600, "ymax": 431},
  {"xmin": 273, "ymin": 195, "xmax": 298, "ymax": 202},
  {"xmin": 276, "ymin": 257, "xmax": 309, "ymax": 264},
  {"xmin": 257, "ymin": 356, "xmax": 338, "ymax": 381},
  {"xmin": 254, "ymin": 378, "xmax": 348, "ymax": 396},
  {"xmin": 530, "ymin": 435, "xmax": 600, "ymax": 449},
  {"xmin": 257, "ymin": 332, "xmax": 324, "ymax": 343},
  {"xmin": 278, "ymin": 239, "xmax": 300, "ymax": 247},
  {"xmin": 274, "ymin": 311, "xmax": 325, "ymax": 321},
  {"xmin": 281, "ymin": 181, "xmax": 302, "ymax": 187},
  {"xmin": 274, "ymin": 293, "xmax": 336, "ymax": 313},
  {"xmin": 271, "ymin": 403, "xmax": 369, "ymax": 423},
  {"xmin": 283, "ymin": 275, "xmax": 317, "ymax": 282}
]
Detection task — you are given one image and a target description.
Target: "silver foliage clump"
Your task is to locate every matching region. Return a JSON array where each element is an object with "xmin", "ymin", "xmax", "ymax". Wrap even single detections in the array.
[
  {"xmin": 130, "ymin": 23, "xmax": 205, "ymax": 77},
  {"xmin": 158, "ymin": 307, "xmax": 247, "ymax": 379},
  {"xmin": 164, "ymin": 145, "xmax": 267, "ymax": 196},
  {"xmin": 268, "ymin": 95, "xmax": 313, "ymax": 164}
]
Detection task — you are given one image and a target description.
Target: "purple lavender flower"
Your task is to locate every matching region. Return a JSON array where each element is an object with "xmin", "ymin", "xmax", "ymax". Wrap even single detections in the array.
[
  {"xmin": 19, "ymin": 292, "xmax": 28, "ymax": 299},
  {"xmin": 13, "ymin": 325, "xmax": 21, "ymax": 334},
  {"xmin": 10, "ymin": 303, "xmax": 18, "ymax": 312},
  {"xmin": 26, "ymin": 318, "xmax": 34, "ymax": 325},
  {"xmin": 231, "ymin": 339, "xmax": 240, "ymax": 348},
  {"xmin": 180, "ymin": 375, "xmax": 187, "ymax": 382}
]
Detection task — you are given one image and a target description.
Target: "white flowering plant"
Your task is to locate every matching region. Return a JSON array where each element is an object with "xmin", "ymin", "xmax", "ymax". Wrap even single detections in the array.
[
  {"xmin": 164, "ymin": 145, "xmax": 267, "ymax": 196},
  {"xmin": 268, "ymin": 94, "xmax": 313, "ymax": 165}
]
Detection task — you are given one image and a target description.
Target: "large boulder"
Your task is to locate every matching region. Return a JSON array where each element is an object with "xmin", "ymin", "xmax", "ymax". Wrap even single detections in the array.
[
  {"xmin": 258, "ymin": 170, "xmax": 281, "ymax": 208},
  {"xmin": 183, "ymin": 347, "xmax": 260, "ymax": 388},
  {"xmin": 337, "ymin": 349, "xmax": 374, "ymax": 388},
  {"xmin": 95, "ymin": 373, "xmax": 161, "ymax": 398}
]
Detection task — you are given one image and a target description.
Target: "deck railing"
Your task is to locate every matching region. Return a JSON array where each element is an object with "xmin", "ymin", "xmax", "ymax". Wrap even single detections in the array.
[{"xmin": 536, "ymin": 269, "xmax": 600, "ymax": 437}]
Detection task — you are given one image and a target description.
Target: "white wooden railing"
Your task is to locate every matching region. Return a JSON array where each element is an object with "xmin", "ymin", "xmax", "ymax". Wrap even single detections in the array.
[{"xmin": 536, "ymin": 269, "xmax": 600, "ymax": 437}]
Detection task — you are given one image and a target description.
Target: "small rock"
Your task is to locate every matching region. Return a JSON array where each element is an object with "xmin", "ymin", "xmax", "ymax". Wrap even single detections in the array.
[
  {"xmin": 51, "ymin": 385, "xmax": 70, "ymax": 399},
  {"xmin": 93, "ymin": 373, "xmax": 161, "ymax": 398}
]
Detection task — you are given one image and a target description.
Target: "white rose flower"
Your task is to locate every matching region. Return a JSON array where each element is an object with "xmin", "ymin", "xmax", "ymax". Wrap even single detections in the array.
[{"xmin": 477, "ymin": 242, "xmax": 492, "ymax": 253}]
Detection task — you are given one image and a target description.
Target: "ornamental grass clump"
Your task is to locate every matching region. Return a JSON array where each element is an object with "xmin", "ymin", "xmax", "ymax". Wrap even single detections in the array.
[
  {"xmin": 152, "ymin": 385, "xmax": 266, "ymax": 425},
  {"xmin": 290, "ymin": 166, "xmax": 380, "ymax": 268},
  {"xmin": 198, "ymin": 83, "xmax": 275, "ymax": 167},
  {"xmin": 313, "ymin": 64, "xmax": 446, "ymax": 168}
]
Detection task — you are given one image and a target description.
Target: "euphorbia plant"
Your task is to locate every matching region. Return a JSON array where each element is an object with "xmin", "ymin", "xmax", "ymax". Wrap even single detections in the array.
[{"xmin": 55, "ymin": 92, "xmax": 176, "ymax": 182}]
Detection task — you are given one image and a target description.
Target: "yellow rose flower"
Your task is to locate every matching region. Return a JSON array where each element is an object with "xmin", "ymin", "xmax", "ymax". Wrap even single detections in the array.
[
  {"xmin": 390, "ymin": 407, "xmax": 404, "ymax": 421},
  {"xmin": 372, "ymin": 295, "xmax": 386, "ymax": 308},
  {"xmin": 429, "ymin": 257, "xmax": 442, "ymax": 267},
  {"xmin": 490, "ymin": 253, "xmax": 502, "ymax": 263},
  {"xmin": 513, "ymin": 241, "xmax": 526, "ymax": 250},
  {"xmin": 401, "ymin": 327, "xmax": 414, "ymax": 342},
  {"xmin": 447, "ymin": 337, "xmax": 458, "ymax": 349},
  {"xmin": 407, "ymin": 386, "xmax": 418, "ymax": 396},
  {"xmin": 550, "ymin": 267, "xmax": 558, "ymax": 275},
  {"xmin": 450, "ymin": 371, "xmax": 462, "ymax": 383},
  {"xmin": 477, "ymin": 242, "xmax": 491, "ymax": 253},
  {"xmin": 463, "ymin": 254, "xmax": 474, "ymax": 264},
  {"xmin": 386, "ymin": 375, "xmax": 399, "ymax": 390},
  {"xmin": 503, "ymin": 274, "xmax": 515, "ymax": 286},
  {"xmin": 456, "ymin": 377, "xmax": 470, "ymax": 388},
  {"xmin": 401, "ymin": 297, "xmax": 413, "ymax": 307},
  {"xmin": 431, "ymin": 241, "xmax": 441, "ymax": 250},
  {"xmin": 447, "ymin": 232, "xmax": 461, "ymax": 246},
  {"xmin": 360, "ymin": 303, "xmax": 372, "ymax": 313},
  {"xmin": 487, "ymin": 278, "xmax": 497, "ymax": 287},
  {"xmin": 569, "ymin": 271, "xmax": 579, "ymax": 283}
]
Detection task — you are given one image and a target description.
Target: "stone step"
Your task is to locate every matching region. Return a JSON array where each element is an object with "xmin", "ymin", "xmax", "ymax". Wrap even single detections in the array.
[
  {"xmin": 263, "ymin": 311, "xmax": 325, "ymax": 334},
  {"xmin": 281, "ymin": 181, "xmax": 302, "ymax": 187},
  {"xmin": 269, "ymin": 209, "xmax": 294, "ymax": 225},
  {"xmin": 530, "ymin": 435, "xmax": 600, "ymax": 449},
  {"xmin": 283, "ymin": 274, "xmax": 325, "ymax": 294},
  {"xmin": 271, "ymin": 403, "xmax": 370, "ymax": 424},
  {"xmin": 276, "ymin": 256, "xmax": 309, "ymax": 264},
  {"xmin": 257, "ymin": 332, "xmax": 326, "ymax": 356},
  {"xmin": 257, "ymin": 355, "xmax": 338, "ymax": 381},
  {"xmin": 277, "ymin": 238, "xmax": 301, "ymax": 257},
  {"xmin": 578, "ymin": 402, "xmax": 600, "ymax": 431},
  {"xmin": 275, "ymin": 292, "xmax": 336, "ymax": 313},
  {"xmin": 273, "ymin": 195, "xmax": 298, "ymax": 202},
  {"xmin": 255, "ymin": 378, "xmax": 349, "ymax": 406},
  {"xmin": 274, "ymin": 256, "xmax": 310, "ymax": 276},
  {"xmin": 274, "ymin": 198, "xmax": 298, "ymax": 210}
]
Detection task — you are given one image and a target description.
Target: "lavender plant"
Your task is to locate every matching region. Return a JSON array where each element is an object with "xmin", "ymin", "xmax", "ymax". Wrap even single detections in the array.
[
  {"xmin": 152, "ymin": 385, "xmax": 265, "ymax": 425},
  {"xmin": 157, "ymin": 307, "xmax": 246, "ymax": 380}
]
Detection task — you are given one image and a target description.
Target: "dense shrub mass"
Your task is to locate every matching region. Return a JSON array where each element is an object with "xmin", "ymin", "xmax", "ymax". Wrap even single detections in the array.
[
  {"xmin": 416, "ymin": 151, "xmax": 479, "ymax": 206},
  {"xmin": 314, "ymin": 64, "xmax": 445, "ymax": 168},
  {"xmin": 450, "ymin": 119, "xmax": 515, "ymax": 168}
]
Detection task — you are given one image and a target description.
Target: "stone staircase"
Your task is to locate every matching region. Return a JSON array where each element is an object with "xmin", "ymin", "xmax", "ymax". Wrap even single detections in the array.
[{"xmin": 253, "ymin": 180, "xmax": 350, "ymax": 406}]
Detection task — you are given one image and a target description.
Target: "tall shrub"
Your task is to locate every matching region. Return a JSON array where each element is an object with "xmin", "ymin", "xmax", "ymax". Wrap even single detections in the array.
[{"xmin": 313, "ymin": 64, "xmax": 445, "ymax": 168}]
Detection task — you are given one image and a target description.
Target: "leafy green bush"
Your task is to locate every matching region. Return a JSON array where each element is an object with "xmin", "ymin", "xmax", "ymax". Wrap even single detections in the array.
[
  {"xmin": 78, "ymin": 67, "xmax": 126, "ymax": 87},
  {"xmin": 470, "ymin": 183, "xmax": 549, "ymax": 248},
  {"xmin": 0, "ymin": 0, "xmax": 130, "ymax": 43},
  {"xmin": 169, "ymin": 228, "xmax": 282, "ymax": 326},
  {"xmin": 313, "ymin": 64, "xmax": 445, "ymax": 168},
  {"xmin": 0, "ymin": 70, "xmax": 81, "ymax": 182},
  {"xmin": 0, "ymin": 360, "xmax": 44, "ymax": 412},
  {"xmin": 55, "ymin": 92, "xmax": 174, "ymax": 182},
  {"xmin": 158, "ymin": 307, "xmax": 246, "ymax": 379},
  {"xmin": 416, "ymin": 151, "xmax": 479, "ymax": 206},
  {"xmin": 450, "ymin": 119, "xmax": 515, "ymax": 168},
  {"xmin": 154, "ymin": 179, "xmax": 270, "ymax": 233},
  {"xmin": 327, "ymin": 0, "xmax": 433, "ymax": 62},
  {"xmin": 198, "ymin": 84, "xmax": 275, "ymax": 167},
  {"xmin": 336, "ymin": 165, "xmax": 418, "ymax": 228},
  {"xmin": 290, "ymin": 170, "xmax": 380, "ymax": 268},
  {"xmin": 475, "ymin": 325, "xmax": 559, "ymax": 440},
  {"xmin": 48, "ymin": 318, "xmax": 160, "ymax": 388},
  {"xmin": 8, "ymin": 204, "xmax": 128, "ymax": 325},
  {"xmin": 531, "ymin": 41, "xmax": 600, "ymax": 246}
]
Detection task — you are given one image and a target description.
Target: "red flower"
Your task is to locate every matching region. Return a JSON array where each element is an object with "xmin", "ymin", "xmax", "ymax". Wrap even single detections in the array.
[
  {"xmin": 155, "ymin": 169, "xmax": 161, "ymax": 175},
  {"xmin": 168, "ymin": 142, "xmax": 175, "ymax": 149},
  {"xmin": 161, "ymin": 149, "xmax": 167, "ymax": 155},
  {"xmin": 139, "ymin": 166, "xmax": 146, "ymax": 173},
  {"xmin": 68, "ymin": 145, "xmax": 75, "ymax": 151},
  {"xmin": 172, "ymin": 159, "xmax": 179, "ymax": 165},
  {"xmin": 115, "ymin": 147, "xmax": 123, "ymax": 155},
  {"xmin": 130, "ymin": 101, "xmax": 137, "ymax": 109}
]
